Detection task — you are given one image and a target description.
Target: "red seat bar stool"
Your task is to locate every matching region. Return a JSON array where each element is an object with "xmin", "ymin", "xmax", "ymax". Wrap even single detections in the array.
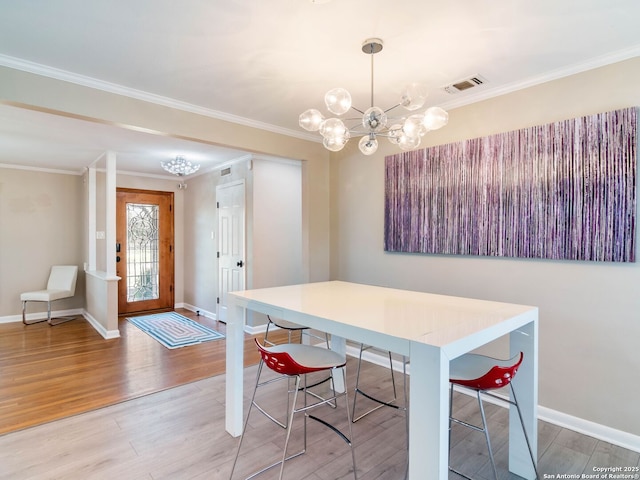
[
  {"xmin": 229, "ymin": 338, "xmax": 357, "ymax": 480},
  {"xmin": 449, "ymin": 351, "xmax": 539, "ymax": 480},
  {"xmin": 260, "ymin": 315, "xmax": 337, "ymax": 428}
]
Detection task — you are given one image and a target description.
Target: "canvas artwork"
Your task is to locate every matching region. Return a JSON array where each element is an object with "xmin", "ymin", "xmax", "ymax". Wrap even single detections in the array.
[{"xmin": 384, "ymin": 107, "xmax": 637, "ymax": 262}]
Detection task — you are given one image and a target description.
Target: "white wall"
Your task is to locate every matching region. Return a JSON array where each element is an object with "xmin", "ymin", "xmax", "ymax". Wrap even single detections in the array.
[{"xmin": 331, "ymin": 57, "xmax": 640, "ymax": 441}]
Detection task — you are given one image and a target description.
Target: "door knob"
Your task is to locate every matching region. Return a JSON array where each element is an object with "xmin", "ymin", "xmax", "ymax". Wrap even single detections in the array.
[{"xmin": 237, "ymin": 260, "xmax": 244, "ymax": 267}]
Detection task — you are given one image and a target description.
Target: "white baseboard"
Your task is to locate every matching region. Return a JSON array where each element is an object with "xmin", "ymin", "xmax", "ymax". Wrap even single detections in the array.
[
  {"xmin": 82, "ymin": 311, "xmax": 120, "ymax": 339},
  {"xmin": 179, "ymin": 303, "xmax": 217, "ymax": 321},
  {"xmin": 0, "ymin": 308, "xmax": 84, "ymax": 324},
  {"xmin": 537, "ymin": 405, "xmax": 640, "ymax": 453}
]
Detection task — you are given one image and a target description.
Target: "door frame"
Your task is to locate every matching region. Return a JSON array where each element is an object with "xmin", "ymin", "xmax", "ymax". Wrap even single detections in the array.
[{"xmin": 116, "ymin": 188, "xmax": 175, "ymax": 315}]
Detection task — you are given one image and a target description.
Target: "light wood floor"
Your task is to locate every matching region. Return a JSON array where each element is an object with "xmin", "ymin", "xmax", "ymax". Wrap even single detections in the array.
[{"xmin": 0, "ymin": 311, "xmax": 638, "ymax": 479}]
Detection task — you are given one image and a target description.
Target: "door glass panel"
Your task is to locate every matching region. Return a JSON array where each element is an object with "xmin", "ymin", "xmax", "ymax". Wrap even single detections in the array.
[{"xmin": 126, "ymin": 203, "xmax": 159, "ymax": 302}]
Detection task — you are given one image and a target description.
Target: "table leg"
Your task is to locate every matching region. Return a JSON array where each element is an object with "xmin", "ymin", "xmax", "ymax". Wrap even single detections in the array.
[
  {"xmin": 509, "ymin": 316, "xmax": 538, "ymax": 479},
  {"xmin": 409, "ymin": 342, "xmax": 449, "ymax": 479},
  {"xmin": 225, "ymin": 296, "xmax": 244, "ymax": 437}
]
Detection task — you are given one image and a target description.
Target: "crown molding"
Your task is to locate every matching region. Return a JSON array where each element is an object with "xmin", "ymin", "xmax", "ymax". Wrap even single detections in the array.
[
  {"xmin": 0, "ymin": 162, "xmax": 84, "ymax": 176},
  {"xmin": 0, "ymin": 54, "xmax": 317, "ymax": 141},
  {"xmin": 439, "ymin": 45, "xmax": 640, "ymax": 111}
]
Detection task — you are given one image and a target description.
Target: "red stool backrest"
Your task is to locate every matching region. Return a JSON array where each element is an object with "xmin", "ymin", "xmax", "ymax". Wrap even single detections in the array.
[{"xmin": 451, "ymin": 352, "xmax": 524, "ymax": 391}]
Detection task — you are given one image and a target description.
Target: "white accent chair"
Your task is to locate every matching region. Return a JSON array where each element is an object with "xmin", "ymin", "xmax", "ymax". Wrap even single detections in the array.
[{"xmin": 21, "ymin": 265, "xmax": 78, "ymax": 326}]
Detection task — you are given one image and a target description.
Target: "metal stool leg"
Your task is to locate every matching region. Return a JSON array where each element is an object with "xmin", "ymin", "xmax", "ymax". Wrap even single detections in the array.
[
  {"xmin": 449, "ymin": 387, "xmax": 539, "ymax": 480},
  {"xmin": 448, "ymin": 389, "xmax": 498, "ymax": 480},
  {"xmin": 352, "ymin": 344, "xmax": 407, "ymax": 423},
  {"xmin": 477, "ymin": 392, "xmax": 499, "ymax": 480},
  {"xmin": 229, "ymin": 361, "xmax": 266, "ymax": 479},
  {"xmin": 510, "ymin": 384, "xmax": 540, "ymax": 480}
]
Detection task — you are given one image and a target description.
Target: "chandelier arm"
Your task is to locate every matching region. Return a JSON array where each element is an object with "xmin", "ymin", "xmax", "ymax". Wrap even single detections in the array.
[
  {"xmin": 347, "ymin": 128, "xmax": 395, "ymax": 137},
  {"xmin": 350, "ymin": 106, "xmax": 366, "ymax": 115},
  {"xmin": 383, "ymin": 103, "xmax": 403, "ymax": 114}
]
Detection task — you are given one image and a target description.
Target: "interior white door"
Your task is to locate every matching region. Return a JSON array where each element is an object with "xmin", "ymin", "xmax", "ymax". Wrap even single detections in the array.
[{"xmin": 217, "ymin": 180, "xmax": 245, "ymax": 322}]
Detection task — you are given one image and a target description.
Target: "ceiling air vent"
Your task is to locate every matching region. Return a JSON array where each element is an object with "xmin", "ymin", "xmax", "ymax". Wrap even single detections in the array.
[
  {"xmin": 444, "ymin": 75, "xmax": 487, "ymax": 94},
  {"xmin": 220, "ymin": 167, "xmax": 231, "ymax": 176}
]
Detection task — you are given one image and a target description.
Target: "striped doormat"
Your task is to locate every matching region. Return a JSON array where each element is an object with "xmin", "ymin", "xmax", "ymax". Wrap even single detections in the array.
[{"xmin": 127, "ymin": 312, "xmax": 224, "ymax": 349}]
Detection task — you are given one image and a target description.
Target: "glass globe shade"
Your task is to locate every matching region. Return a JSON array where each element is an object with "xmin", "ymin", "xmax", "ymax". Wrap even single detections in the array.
[
  {"xmin": 403, "ymin": 114, "xmax": 427, "ymax": 139},
  {"xmin": 324, "ymin": 88, "xmax": 352, "ymax": 115},
  {"xmin": 362, "ymin": 106, "xmax": 387, "ymax": 132},
  {"xmin": 298, "ymin": 109, "xmax": 325, "ymax": 132},
  {"xmin": 319, "ymin": 118, "xmax": 348, "ymax": 139},
  {"xmin": 323, "ymin": 135, "xmax": 349, "ymax": 152},
  {"xmin": 358, "ymin": 135, "xmax": 378, "ymax": 155},
  {"xmin": 400, "ymin": 83, "xmax": 428, "ymax": 111},
  {"xmin": 387, "ymin": 124, "xmax": 403, "ymax": 145},
  {"xmin": 422, "ymin": 107, "xmax": 449, "ymax": 130},
  {"xmin": 398, "ymin": 134, "xmax": 421, "ymax": 151}
]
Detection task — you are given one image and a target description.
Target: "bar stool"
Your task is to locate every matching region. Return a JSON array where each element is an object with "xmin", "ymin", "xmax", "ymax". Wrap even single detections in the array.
[
  {"xmin": 261, "ymin": 315, "xmax": 336, "ymax": 428},
  {"xmin": 264, "ymin": 315, "xmax": 331, "ymax": 347},
  {"xmin": 351, "ymin": 344, "xmax": 408, "ymax": 425},
  {"xmin": 229, "ymin": 338, "xmax": 357, "ymax": 480},
  {"xmin": 449, "ymin": 351, "xmax": 539, "ymax": 480}
]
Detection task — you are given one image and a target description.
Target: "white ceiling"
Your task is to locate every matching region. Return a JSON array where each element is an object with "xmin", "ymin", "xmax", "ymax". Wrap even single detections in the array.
[{"xmin": 0, "ymin": 0, "xmax": 639, "ymax": 176}]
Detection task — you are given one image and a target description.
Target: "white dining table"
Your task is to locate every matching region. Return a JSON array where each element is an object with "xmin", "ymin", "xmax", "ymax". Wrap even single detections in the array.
[{"xmin": 225, "ymin": 281, "xmax": 538, "ymax": 479}]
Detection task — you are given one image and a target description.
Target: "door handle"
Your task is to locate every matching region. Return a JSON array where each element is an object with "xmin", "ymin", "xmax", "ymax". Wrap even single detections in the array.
[{"xmin": 236, "ymin": 260, "xmax": 244, "ymax": 267}]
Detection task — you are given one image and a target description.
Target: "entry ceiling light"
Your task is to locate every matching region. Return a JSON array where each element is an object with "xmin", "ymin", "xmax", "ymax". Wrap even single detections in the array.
[
  {"xmin": 299, "ymin": 38, "xmax": 449, "ymax": 155},
  {"xmin": 161, "ymin": 155, "xmax": 200, "ymax": 176}
]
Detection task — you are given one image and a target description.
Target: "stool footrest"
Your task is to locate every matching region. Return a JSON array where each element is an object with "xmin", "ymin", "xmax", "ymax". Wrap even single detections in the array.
[
  {"xmin": 244, "ymin": 448, "xmax": 306, "ymax": 480},
  {"xmin": 355, "ymin": 387, "xmax": 401, "ymax": 410},
  {"xmin": 308, "ymin": 414, "xmax": 352, "ymax": 446}
]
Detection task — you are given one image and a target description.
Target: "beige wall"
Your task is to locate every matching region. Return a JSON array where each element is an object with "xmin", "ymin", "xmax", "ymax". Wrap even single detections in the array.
[
  {"xmin": 331, "ymin": 57, "xmax": 640, "ymax": 437},
  {"xmin": 0, "ymin": 168, "xmax": 85, "ymax": 317},
  {"xmin": 252, "ymin": 158, "xmax": 303, "ymax": 289}
]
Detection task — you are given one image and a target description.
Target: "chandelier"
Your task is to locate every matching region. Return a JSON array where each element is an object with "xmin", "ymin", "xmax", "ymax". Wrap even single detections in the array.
[
  {"xmin": 161, "ymin": 156, "xmax": 200, "ymax": 176},
  {"xmin": 299, "ymin": 38, "xmax": 449, "ymax": 155}
]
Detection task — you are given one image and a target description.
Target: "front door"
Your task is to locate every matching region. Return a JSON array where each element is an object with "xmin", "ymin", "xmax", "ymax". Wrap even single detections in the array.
[{"xmin": 116, "ymin": 188, "xmax": 175, "ymax": 315}]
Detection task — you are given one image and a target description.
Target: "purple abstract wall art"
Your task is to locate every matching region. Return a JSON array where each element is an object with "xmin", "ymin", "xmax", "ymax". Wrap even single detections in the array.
[{"xmin": 384, "ymin": 107, "xmax": 637, "ymax": 262}]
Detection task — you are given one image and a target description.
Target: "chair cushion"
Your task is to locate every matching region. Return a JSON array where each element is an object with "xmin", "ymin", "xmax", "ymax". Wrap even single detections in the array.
[{"xmin": 21, "ymin": 289, "xmax": 73, "ymax": 302}]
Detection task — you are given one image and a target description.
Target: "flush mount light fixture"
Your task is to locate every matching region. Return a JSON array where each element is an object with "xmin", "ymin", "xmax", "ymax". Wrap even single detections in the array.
[
  {"xmin": 299, "ymin": 38, "xmax": 449, "ymax": 155},
  {"xmin": 161, "ymin": 156, "xmax": 200, "ymax": 176}
]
